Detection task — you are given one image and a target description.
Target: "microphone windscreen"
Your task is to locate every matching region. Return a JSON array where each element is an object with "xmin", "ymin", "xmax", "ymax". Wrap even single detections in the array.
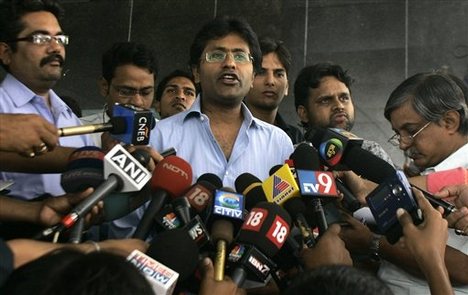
[
  {"xmin": 235, "ymin": 173, "xmax": 267, "ymax": 210},
  {"xmin": 130, "ymin": 149, "xmax": 151, "ymax": 167},
  {"xmin": 290, "ymin": 143, "xmax": 321, "ymax": 170},
  {"xmin": 146, "ymin": 228, "xmax": 199, "ymax": 282},
  {"xmin": 150, "ymin": 155, "xmax": 193, "ymax": 197},
  {"xmin": 109, "ymin": 116, "xmax": 127, "ymax": 134},
  {"xmin": 61, "ymin": 146, "xmax": 105, "ymax": 193},
  {"xmin": 102, "ymin": 187, "xmax": 151, "ymax": 221},
  {"xmin": 344, "ymin": 146, "xmax": 395, "ymax": 183},
  {"xmin": 211, "ymin": 219, "xmax": 234, "ymax": 244},
  {"xmin": 238, "ymin": 201, "xmax": 291, "ymax": 257},
  {"xmin": 269, "ymin": 165, "xmax": 283, "ymax": 176},
  {"xmin": 197, "ymin": 173, "xmax": 222, "ymax": 189}
]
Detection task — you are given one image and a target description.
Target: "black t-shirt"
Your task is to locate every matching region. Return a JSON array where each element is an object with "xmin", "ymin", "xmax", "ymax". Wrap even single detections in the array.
[{"xmin": 0, "ymin": 238, "xmax": 13, "ymax": 287}]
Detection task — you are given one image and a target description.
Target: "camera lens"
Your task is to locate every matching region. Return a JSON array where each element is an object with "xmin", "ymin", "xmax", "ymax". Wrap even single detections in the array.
[{"xmin": 392, "ymin": 185, "xmax": 403, "ymax": 197}]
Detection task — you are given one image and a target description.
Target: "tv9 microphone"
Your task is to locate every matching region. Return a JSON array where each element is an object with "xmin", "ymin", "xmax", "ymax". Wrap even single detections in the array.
[
  {"xmin": 133, "ymin": 155, "xmax": 192, "ymax": 240},
  {"xmin": 58, "ymin": 104, "xmax": 154, "ymax": 145},
  {"xmin": 228, "ymin": 201, "xmax": 291, "ymax": 286},
  {"xmin": 206, "ymin": 188, "xmax": 245, "ymax": 281}
]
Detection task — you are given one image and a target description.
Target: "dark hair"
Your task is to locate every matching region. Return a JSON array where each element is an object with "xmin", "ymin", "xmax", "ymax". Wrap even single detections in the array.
[
  {"xmin": 258, "ymin": 37, "xmax": 292, "ymax": 74},
  {"xmin": 101, "ymin": 41, "xmax": 158, "ymax": 83},
  {"xmin": 283, "ymin": 265, "xmax": 393, "ymax": 295},
  {"xmin": 189, "ymin": 15, "xmax": 262, "ymax": 72},
  {"xmin": 0, "ymin": 249, "xmax": 82, "ymax": 295},
  {"xmin": 43, "ymin": 251, "xmax": 154, "ymax": 295},
  {"xmin": 0, "ymin": 0, "xmax": 64, "ymax": 70},
  {"xmin": 155, "ymin": 69, "xmax": 196, "ymax": 101},
  {"xmin": 294, "ymin": 62, "xmax": 354, "ymax": 111},
  {"xmin": 384, "ymin": 71, "xmax": 468, "ymax": 135}
]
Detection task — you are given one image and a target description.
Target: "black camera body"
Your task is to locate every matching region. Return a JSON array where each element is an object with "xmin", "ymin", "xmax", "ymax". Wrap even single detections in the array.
[{"xmin": 366, "ymin": 170, "xmax": 422, "ymax": 244}]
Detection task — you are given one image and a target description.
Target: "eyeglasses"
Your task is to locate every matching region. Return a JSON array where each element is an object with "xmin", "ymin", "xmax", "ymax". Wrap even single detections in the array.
[
  {"xmin": 204, "ymin": 50, "xmax": 253, "ymax": 64},
  {"xmin": 388, "ymin": 121, "xmax": 431, "ymax": 146},
  {"xmin": 9, "ymin": 33, "xmax": 69, "ymax": 46},
  {"xmin": 112, "ymin": 86, "xmax": 154, "ymax": 99}
]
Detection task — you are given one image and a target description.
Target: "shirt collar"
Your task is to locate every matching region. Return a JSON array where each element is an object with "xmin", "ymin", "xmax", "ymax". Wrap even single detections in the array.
[
  {"xmin": 422, "ymin": 142, "xmax": 468, "ymax": 174},
  {"xmin": 183, "ymin": 94, "xmax": 259, "ymax": 129}
]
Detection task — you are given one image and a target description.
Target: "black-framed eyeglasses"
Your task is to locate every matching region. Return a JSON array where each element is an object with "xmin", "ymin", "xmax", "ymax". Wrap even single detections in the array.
[
  {"xmin": 8, "ymin": 33, "xmax": 69, "ymax": 46},
  {"xmin": 204, "ymin": 50, "xmax": 253, "ymax": 64},
  {"xmin": 112, "ymin": 85, "xmax": 154, "ymax": 99},
  {"xmin": 388, "ymin": 121, "xmax": 431, "ymax": 146}
]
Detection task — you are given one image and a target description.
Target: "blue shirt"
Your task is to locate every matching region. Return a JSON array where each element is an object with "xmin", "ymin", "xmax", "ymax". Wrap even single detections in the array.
[
  {"xmin": 0, "ymin": 74, "xmax": 93, "ymax": 199},
  {"xmin": 109, "ymin": 97, "xmax": 294, "ymax": 238}
]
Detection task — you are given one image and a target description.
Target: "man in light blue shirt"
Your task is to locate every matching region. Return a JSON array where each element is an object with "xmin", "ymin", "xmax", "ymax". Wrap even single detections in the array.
[
  {"xmin": 109, "ymin": 16, "xmax": 294, "ymax": 238},
  {"xmin": 0, "ymin": 0, "xmax": 93, "ymax": 199}
]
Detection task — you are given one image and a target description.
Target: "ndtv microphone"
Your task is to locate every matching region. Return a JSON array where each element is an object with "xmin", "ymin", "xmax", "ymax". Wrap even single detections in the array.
[{"xmin": 133, "ymin": 155, "xmax": 192, "ymax": 240}]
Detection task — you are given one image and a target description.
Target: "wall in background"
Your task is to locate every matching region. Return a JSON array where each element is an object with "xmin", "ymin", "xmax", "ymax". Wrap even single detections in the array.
[{"xmin": 4, "ymin": 0, "xmax": 468, "ymax": 166}]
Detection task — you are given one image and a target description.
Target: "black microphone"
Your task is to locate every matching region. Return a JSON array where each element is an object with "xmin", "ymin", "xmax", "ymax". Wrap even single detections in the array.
[
  {"xmin": 228, "ymin": 201, "xmax": 291, "ymax": 286},
  {"xmin": 307, "ymin": 127, "xmax": 395, "ymax": 183},
  {"xmin": 39, "ymin": 144, "xmax": 152, "ymax": 238},
  {"xmin": 133, "ymin": 155, "xmax": 193, "ymax": 240},
  {"xmin": 205, "ymin": 187, "xmax": 245, "ymax": 281},
  {"xmin": 58, "ymin": 104, "xmax": 154, "ymax": 145},
  {"xmin": 235, "ymin": 173, "xmax": 268, "ymax": 211}
]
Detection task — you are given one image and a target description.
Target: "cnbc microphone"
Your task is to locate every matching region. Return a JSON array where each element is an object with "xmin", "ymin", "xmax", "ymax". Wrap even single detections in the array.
[
  {"xmin": 58, "ymin": 104, "xmax": 154, "ymax": 145},
  {"xmin": 206, "ymin": 188, "xmax": 245, "ymax": 281},
  {"xmin": 132, "ymin": 156, "xmax": 192, "ymax": 240},
  {"xmin": 228, "ymin": 201, "xmax": 291, "ymax": 287},
  {"xmin": 38, "ymin": 144, "xmax": 151, "ymax": 239}
]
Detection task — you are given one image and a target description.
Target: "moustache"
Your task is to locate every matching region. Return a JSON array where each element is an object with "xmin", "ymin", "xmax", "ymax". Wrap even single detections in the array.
[{"xmin": 40, "ymin": 54, "xmax": 64, "ymax": 67}]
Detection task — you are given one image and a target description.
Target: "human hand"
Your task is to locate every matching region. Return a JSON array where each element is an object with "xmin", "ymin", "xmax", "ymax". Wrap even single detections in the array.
[
  {"xmin": 38, "ymin": 188, "xmax": 103, "ymax": 227},
  {"xmin": 199, "ymin": 257, "xmax": 242, "ymax": 295},
  {"xmin": 301, "ymin": 224, "xmax": 352, "ymax": 270},
  {"xmin": 0, "ymin": 113, "xmax": 58, "ymax": 157},
  {"xmin": 434, "ymin": 184, "xmax": 468, "ymax": 234},
  {"xmin": 339, "ymin": 214, "xmax": 374, "ymax": 255},
  {"xmin": 396, "ymin": 189, "xmax": 448, "ymax": 262}
]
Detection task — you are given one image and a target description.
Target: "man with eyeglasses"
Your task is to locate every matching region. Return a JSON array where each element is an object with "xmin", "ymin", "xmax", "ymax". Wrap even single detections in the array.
[
  {"xmin": 109, "ymin": 16, "xmax": 294, "ymax": 239},
  {"xmin": 153, "ymin": 69, "xmax": 197, "ymax": 120},
  {"xmin": 0, "ymin": 0, "xmax": 94, "ymax": 200},
  {"xmin": 80, "ymin": 41, "xmax": 158, "ymax": 148},
  {"xmin": 377, "ymin": 72, "xmax": 468, "ymax": 294}
]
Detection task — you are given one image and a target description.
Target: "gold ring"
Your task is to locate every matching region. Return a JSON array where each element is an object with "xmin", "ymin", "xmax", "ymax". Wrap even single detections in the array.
[{"xmin": 37, "ymin": 143, "xmax": 48, "ymax": 153}]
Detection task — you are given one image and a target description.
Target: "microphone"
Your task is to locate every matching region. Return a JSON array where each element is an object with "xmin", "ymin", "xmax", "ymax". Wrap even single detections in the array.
[
  {"xmin": 50, "ymin": 144, "xmax": 151, "ymax": 234},
  {"xmin": 206, "ymin": 188, "xmax": 245, "ymax": 281},
  {"xmin": 58, "ymin": 104, "xmax": 154, "ymax": 145},
  {"xmin": 228, "ymin": 201, "xmax": 291, "ymax": 286},
  {"xmin": 307, "ymin": 128, "xmax": 395, "ymax": 183},
  {"xmin": 179, "ymin": 173, "xmax": 222, "ymax": 222},
  {"xmin": 146, "ymin": 228, "xmax": 200, "ymax": 283},
  {"xmin": 60, "ymin": 146, "xmax": 105, "ymax": 193},
  {"xmin": 305, "ymin": 127, "xmax": 363, "ymax": 169},
  {"xmin": 127, "ymin": 250, "xmax": 179, "ymax": 295},
  {"xmin": 235, "ymin": 173, "xmax": 268, "ymax": 210},
  {"xmin": 132, "ymin": 155, "xmax": 192, "ymax": 240}
]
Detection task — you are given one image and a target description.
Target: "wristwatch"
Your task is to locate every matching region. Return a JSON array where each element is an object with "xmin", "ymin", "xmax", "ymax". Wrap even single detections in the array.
[{"xmin": 369, "ymin": 234, "xmax": 383, "ymax": 261}]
